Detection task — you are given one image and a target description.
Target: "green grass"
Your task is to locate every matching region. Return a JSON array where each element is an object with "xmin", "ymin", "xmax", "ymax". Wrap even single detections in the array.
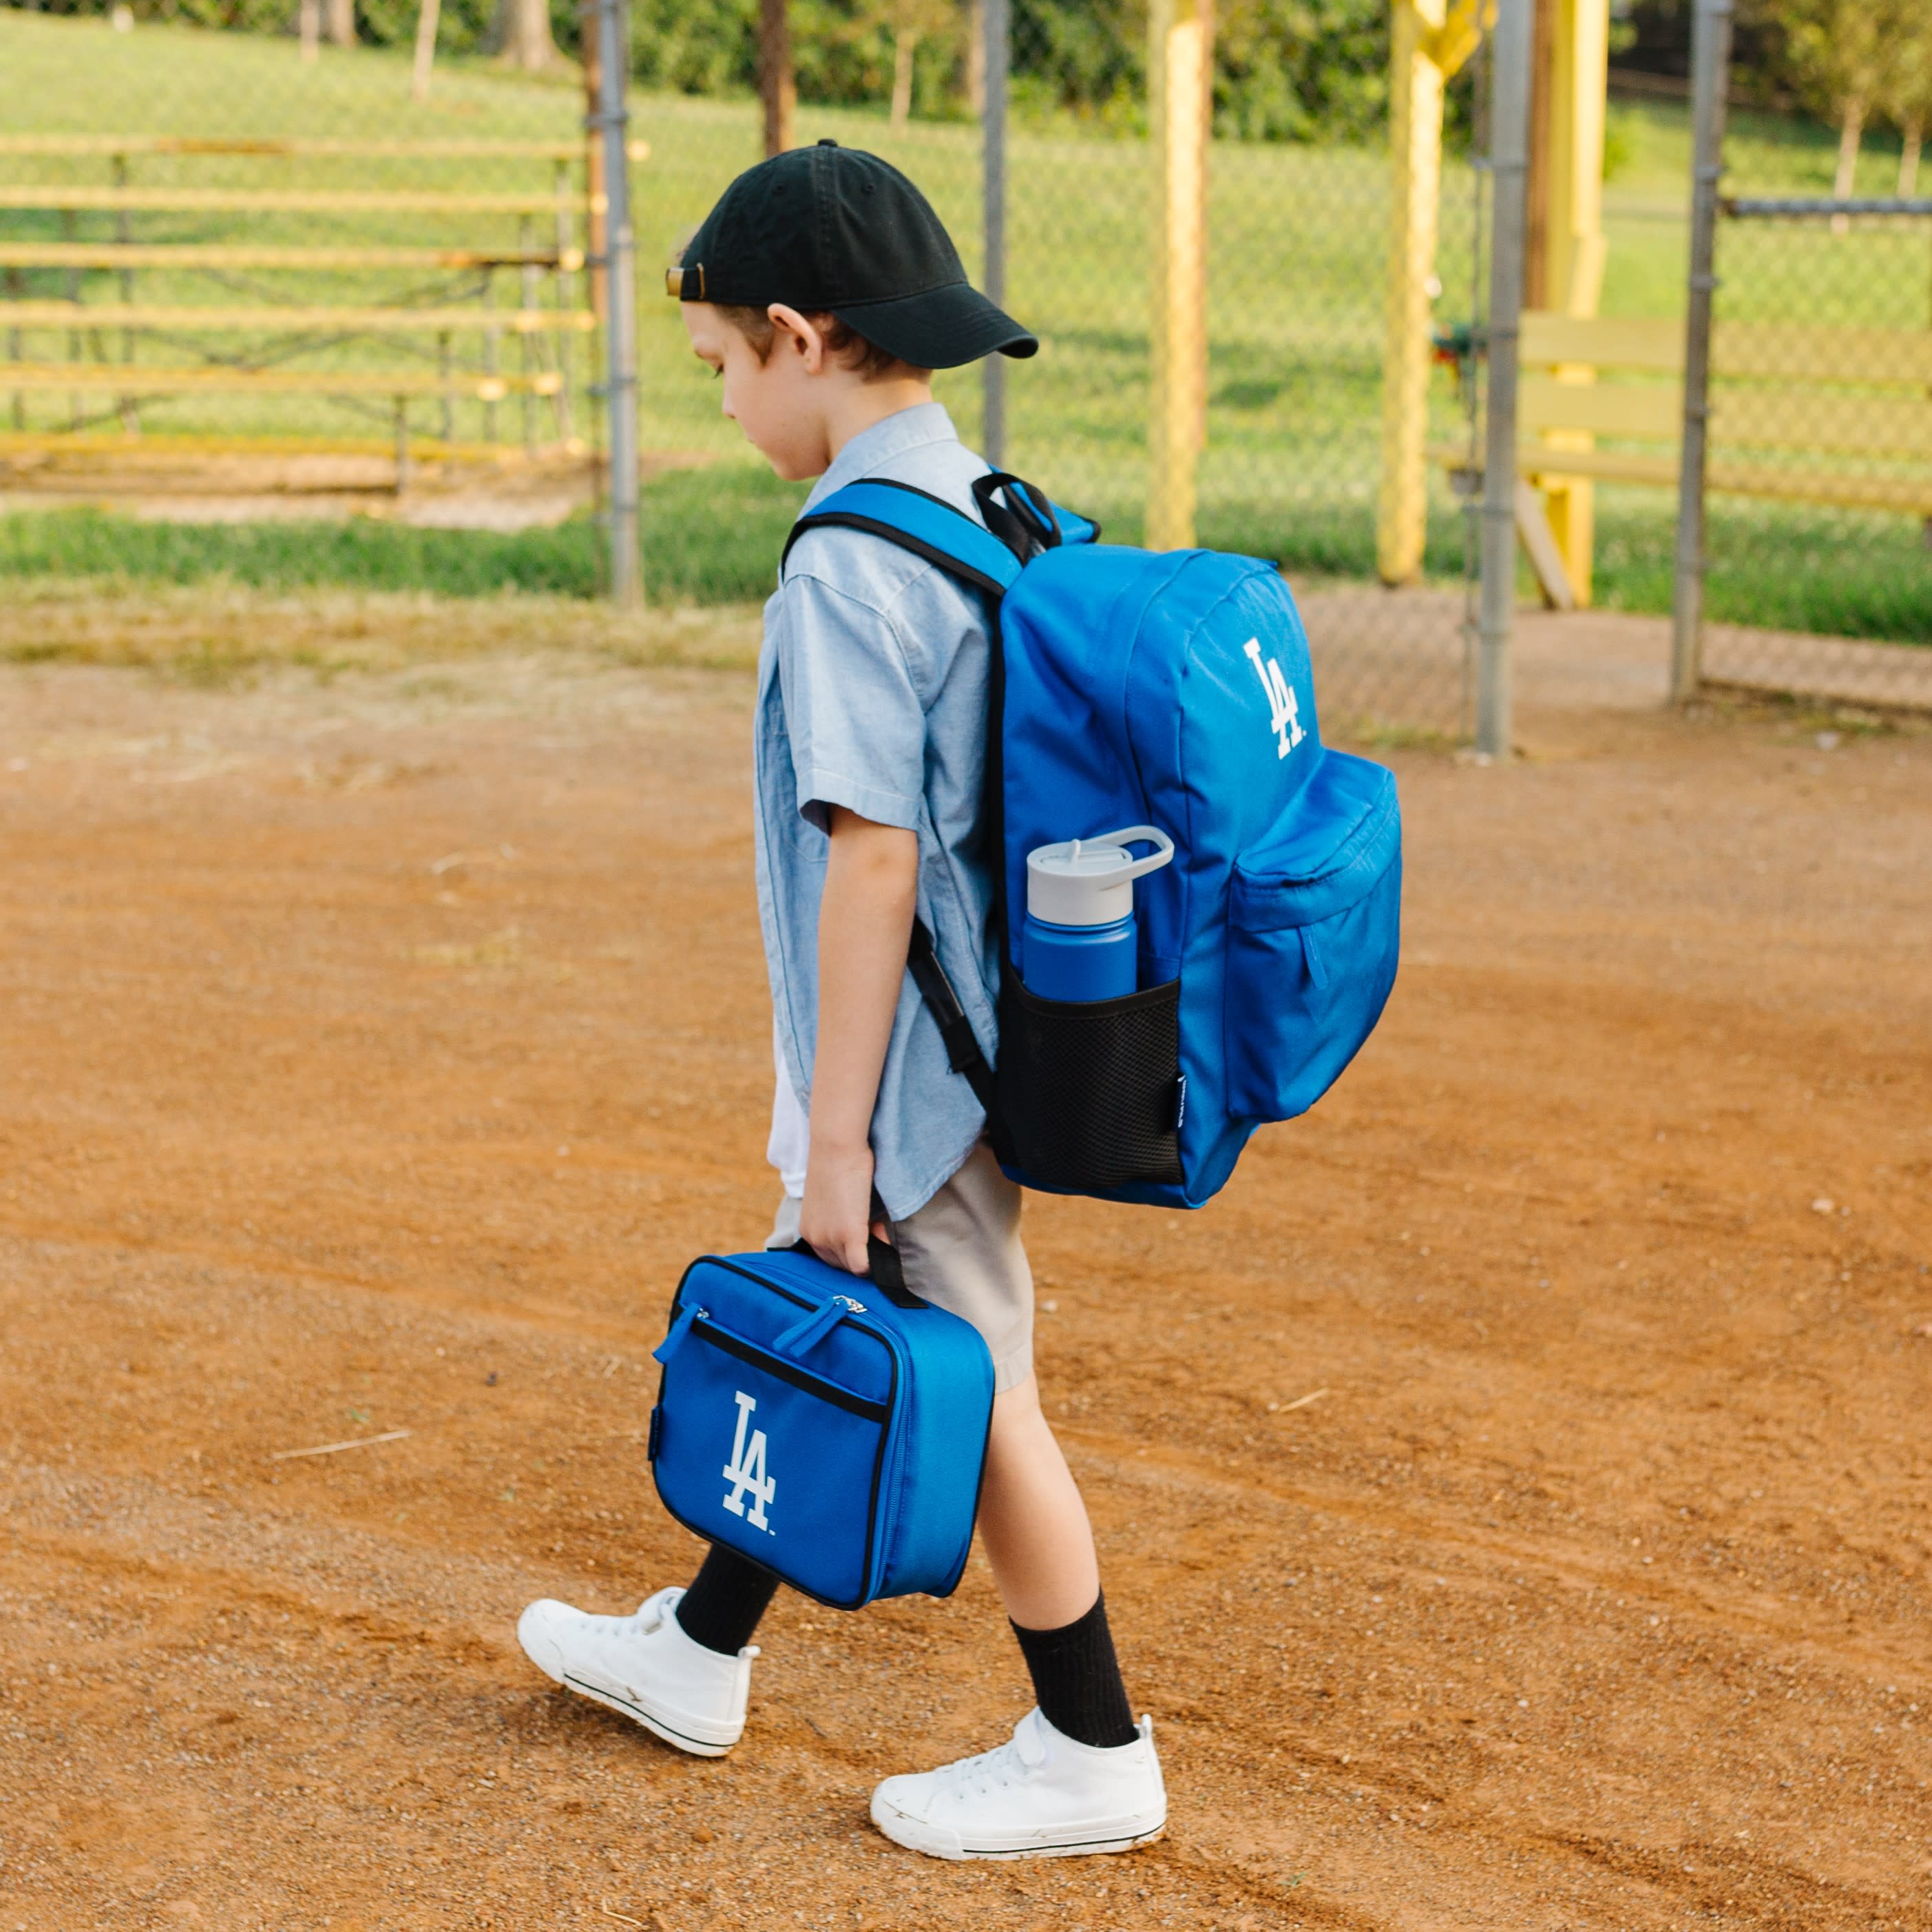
[
  {"xmin": 0, "ymin": 471, "xmax": 1471, "ymax": 611},
  {"xmin": 0, "ymin": 507, "xmax": 601, "ymax": 600},
  {"xmin": 12, "ymin": 477, "xmax": 1914, "ymax": 643},
  {"xmin": 1591, "ymin": 491, "xmax": 1932, "ymax": 644},
  {"xmin": 1, "ymin": 12, "xmax": 1927, "ymax": 644}
]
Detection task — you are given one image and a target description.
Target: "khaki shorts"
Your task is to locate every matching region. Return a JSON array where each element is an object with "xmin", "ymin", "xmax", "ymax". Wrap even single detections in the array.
[{"xmin": 765, "ymin": 1140, "xmax": 1034, "ymax": 1394}]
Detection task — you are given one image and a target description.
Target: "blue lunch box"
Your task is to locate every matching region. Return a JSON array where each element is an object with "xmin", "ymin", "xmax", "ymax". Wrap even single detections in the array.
[{"xmin": 648, "ymin": 1244, "xmax": 996, "ymax": 1610}]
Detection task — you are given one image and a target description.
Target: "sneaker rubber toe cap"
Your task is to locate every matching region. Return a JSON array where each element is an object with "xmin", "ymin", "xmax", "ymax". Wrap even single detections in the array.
[
  {"xmin": 516, "ymin": 1599, "xmax": 572, "ymax": 1682},
  {"xmin": 870, "ymin": 1774, "xmax": 936, "ymax": 1825},
  {"xmin": 870, "ymin": 1783, "xmax": 965, "ymax": 1859}
]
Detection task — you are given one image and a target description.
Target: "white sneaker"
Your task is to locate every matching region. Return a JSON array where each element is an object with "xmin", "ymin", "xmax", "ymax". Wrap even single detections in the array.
[
  {"xmin": 870, "ymin": 1707, "xmax": 1166, "ymax": 1860},
  {"xmin": 516, "ymin": 1584, "xmax": 755, "ymax": 1757}
]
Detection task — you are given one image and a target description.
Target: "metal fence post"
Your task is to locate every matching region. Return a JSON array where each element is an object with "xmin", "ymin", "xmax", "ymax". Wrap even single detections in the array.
[
  {"xmin": 1476, "ymin": 0, "xmax": 1532, "ymax": 757},
  {"xmin": 1670, "ymin": 0, "xmax": 1732, "ymax": 702},
  {"xmin": 980, "ymin": 0, "xmax": 1008, "ymax": 468},
  {"xmin": 589, "ymin": 0, "xmax": 641, "ymax": 607}
]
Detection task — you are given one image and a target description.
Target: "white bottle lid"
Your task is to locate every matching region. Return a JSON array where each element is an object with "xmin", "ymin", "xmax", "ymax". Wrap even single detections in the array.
[{"xmin": 1025, "ymin": 824, "xmax": 1175, "ymax": 927}]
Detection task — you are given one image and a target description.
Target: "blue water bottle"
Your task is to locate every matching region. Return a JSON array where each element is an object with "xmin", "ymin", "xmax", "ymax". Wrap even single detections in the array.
[{"xmin": 1020, "ymin": 825, "xmax": 1175, "ymax": 1002}]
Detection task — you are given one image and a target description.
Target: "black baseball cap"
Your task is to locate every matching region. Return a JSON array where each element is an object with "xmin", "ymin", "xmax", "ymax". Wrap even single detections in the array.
[{"xmin": 668, "ymin": 139, "xmax": 1038, "ymax": 370}]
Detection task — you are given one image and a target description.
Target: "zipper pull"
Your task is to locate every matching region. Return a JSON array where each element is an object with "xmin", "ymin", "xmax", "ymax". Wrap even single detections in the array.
[
  {"xmin": 652, "ymin": 1301, "xmax": 704, "ymax": 1365},
  {"xmin": 774, "ymin": 1294, "xmax": 854, "ymax": 1361}
]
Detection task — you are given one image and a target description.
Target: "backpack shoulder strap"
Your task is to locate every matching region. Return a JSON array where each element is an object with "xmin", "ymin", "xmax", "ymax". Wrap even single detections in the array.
[
  {"xmin": 780, "ymin": 470, "xmax": 1093, "ymax": 1144},
  {"xmin": 781, "ymin": 479, "xmax": 1024, "ymax": 599},
  {"xmin": 780, "ymin": 478, "xmax": 1018, "ymax": 1132}
]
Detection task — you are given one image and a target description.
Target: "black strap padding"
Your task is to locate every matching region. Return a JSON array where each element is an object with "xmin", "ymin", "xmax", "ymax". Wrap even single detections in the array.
[
  {"xmin": 906, "ymin": 915, "xmax": 998, "ymax": 1114},
  {"xmin": 788, "ymin": 1235, "xmax": 926, "ymax": 1310},
  {"xmin": 973, "ymin": 490, "xmax": 1035, "ymax": 562},
  {"xmin": 864, "ymin": 1233, "xmax": 923, "ymax": 1307}
]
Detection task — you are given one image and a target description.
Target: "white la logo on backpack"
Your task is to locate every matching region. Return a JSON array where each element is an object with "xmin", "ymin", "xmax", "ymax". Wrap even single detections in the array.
[
  {"xmin": 721, "ymin": 1389, "xmax": 776, "ymax": 1533},
  {"xmin": 1243, "ymin": 638, "xmax": 1305, "ymax": 759}
]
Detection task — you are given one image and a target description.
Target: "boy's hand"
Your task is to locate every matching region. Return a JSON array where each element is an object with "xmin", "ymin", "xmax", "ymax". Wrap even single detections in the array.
[
  {"xmin": 799, "ymin": 1142, "xmax": 888, "ymax": 1277},
  {"xmin": 802, "ymin": 806, "xmax": 919, "ymax": 1276}
]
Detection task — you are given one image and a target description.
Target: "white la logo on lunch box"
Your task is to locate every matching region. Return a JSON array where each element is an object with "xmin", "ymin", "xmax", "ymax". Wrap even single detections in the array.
[
  {"xmin": 1243, "ymin": 638, "xmax": 1305, "ymax": 759},
  {"xmin": 722, "ymin": 1389, "xmax": 776, "ymax": 1533}
]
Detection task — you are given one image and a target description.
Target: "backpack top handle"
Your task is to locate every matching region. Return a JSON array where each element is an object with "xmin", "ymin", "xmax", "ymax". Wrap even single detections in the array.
[{"xmin": 972, "ymin": 471, "xmax": 1060, "ymax": 561}]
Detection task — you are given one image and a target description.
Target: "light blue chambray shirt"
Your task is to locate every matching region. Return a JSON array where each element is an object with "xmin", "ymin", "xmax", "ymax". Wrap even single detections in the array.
[{"xmin": 754, "ymin": 402, "xmax": 1000, "ymax": 1220}]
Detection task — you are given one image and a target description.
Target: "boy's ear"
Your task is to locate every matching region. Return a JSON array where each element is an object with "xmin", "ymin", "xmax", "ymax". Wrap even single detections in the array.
[{"xmin": 767, "ymin": 303, "xmax": 828, "ymax": 374}]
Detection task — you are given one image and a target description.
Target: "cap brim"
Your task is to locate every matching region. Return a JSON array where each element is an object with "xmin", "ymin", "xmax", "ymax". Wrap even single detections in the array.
[{"xmin": 830, "ymin": 282, "xmax": 1038, "ymax": 370}]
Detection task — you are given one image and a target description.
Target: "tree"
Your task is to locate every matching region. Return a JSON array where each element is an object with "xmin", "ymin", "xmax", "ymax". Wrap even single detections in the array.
[
  {"xmin": 881, "ymin": 0, "xmax": 960, "ymax": 129},
  {"xmin": 1215, "ymin": 0, "xmax": 1385, "ymax": 143},
  {"xmin": 1878, "ymin": 0, "xmax": 1932, "ymax": 195},
  {"xmin": 761, "ymin": 0, "xmax": 796, "ymax": 154},
  {"xmin": 328, "ymin": 0, "xmax": 355, "ymax": 44},
  {"xmin": 615, "ymin": 0, "xmax": 1428, "ymax": 145},
  {"xmin": 630, "ymin": 0, "xmax": 761, "ymax": 99},
  {"xmin": 493, "ymin": 0, "xmax": 555, "ymax": 68},
  {"xmin": 411, "ymin": 0, "xmax": 441, "ymax": 98},
  {"xmin": 967, "ymin": 0, "xmax": 985, "ymax": 114},
  {"xmin": 1009, "ymin": 0, "xmax": 1143, "ymax": 123},
  {"xmin": 1759, "ymin": 0, "xmax": 1891, "ymax": 213}
]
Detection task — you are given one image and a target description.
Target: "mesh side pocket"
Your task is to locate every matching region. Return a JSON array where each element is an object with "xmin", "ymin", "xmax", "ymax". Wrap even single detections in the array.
[{"xmin": 996, "ymin": 974, "xmax": 1184, "ymax": 1192}]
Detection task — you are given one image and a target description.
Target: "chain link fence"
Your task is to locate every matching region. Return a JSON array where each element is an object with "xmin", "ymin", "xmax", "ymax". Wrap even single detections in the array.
[
  {"xmin": 1692, "ymin": 198, "xmax": 1932, "ymax": 711},
  {"xmin": 998, "ymin": 3, "xmax": 1488, "ymax": 737},
  {"xmin": 654, "ymin": 3, "xmax": 1494, "ymax": 735},
  {"xmin": 1628, "ymin": 0, "xmax": 1932, "ymax": 717},
  {"xmin": 4, "ymin": 1, "xmax": 1491, "ymax": 731}
]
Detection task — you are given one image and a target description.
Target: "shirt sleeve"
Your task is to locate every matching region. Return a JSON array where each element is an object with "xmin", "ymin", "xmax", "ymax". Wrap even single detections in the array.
[{"xmin": 778, "ymin": 568, "xmax": 928, "ymax": 834}]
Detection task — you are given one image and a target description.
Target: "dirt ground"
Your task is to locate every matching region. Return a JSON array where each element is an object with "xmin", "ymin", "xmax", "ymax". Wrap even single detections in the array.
[{"xmin": 2, "ymin": 622, "xmax": 1930, "ymax": 1932}]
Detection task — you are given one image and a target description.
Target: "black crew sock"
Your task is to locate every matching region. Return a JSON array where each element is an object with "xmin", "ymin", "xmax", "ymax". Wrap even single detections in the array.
[
  {"xmin": 675, "ymin": 1544, "xmax": 780, "ymax": 1657},
  {"xmin": 1010, "ymin": 1592, "xmax": 1139, "ymax": 1750}
]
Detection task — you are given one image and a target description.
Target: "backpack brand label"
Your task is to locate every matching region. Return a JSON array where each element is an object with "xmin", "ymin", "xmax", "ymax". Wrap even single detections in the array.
[
  {"xmin": 722, "ymin": 1389, "xmax": 776, "ymax": 1532},
  {"xmin": 1243, "ymin": 638, "xmax": 1305, "ymax": 759}
]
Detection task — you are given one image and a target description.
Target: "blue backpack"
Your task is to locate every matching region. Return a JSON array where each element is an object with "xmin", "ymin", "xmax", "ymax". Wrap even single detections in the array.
[{"xmin": 784, "ymin": 472, "xmax": 1402, "ymax": 1210}]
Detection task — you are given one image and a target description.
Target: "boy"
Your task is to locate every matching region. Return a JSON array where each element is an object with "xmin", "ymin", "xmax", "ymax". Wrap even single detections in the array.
[{"xmin": 516, "ymin": 141, "xmax": 1164, "ymax": 1862}]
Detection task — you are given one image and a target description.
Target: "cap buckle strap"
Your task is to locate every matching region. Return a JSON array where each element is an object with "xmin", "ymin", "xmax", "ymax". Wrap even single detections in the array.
[{"xmin": 664, "ymin": 263, "xmax": 705, "ymax": 300}]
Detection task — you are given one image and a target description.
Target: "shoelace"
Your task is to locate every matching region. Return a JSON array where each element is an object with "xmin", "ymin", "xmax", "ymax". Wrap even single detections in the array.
[{"xmin": 944, "ymin": 1739, "xmax": 1027, "ymax": 1801}]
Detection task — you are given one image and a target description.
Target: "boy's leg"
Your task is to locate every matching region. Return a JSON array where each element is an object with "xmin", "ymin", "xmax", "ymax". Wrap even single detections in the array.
[
  {"xmin": 978, "ymin": 1374, "xmax": 1138, "ymax": 1750},
  {"xmin": 676, "ymin": 1543, "xmax": 781, "ymax": 1655},
  {"xmin": 976, "ymin": 1372, "xmax": 1099, "ymax": 1628},
  {"xmin": 890, "ymin": 1146, "xmax": 1139, "ymax": 1736},
  {"xmin": 872, "ymin": 1146, "xmax": 1163, "ymax": 1857}
]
